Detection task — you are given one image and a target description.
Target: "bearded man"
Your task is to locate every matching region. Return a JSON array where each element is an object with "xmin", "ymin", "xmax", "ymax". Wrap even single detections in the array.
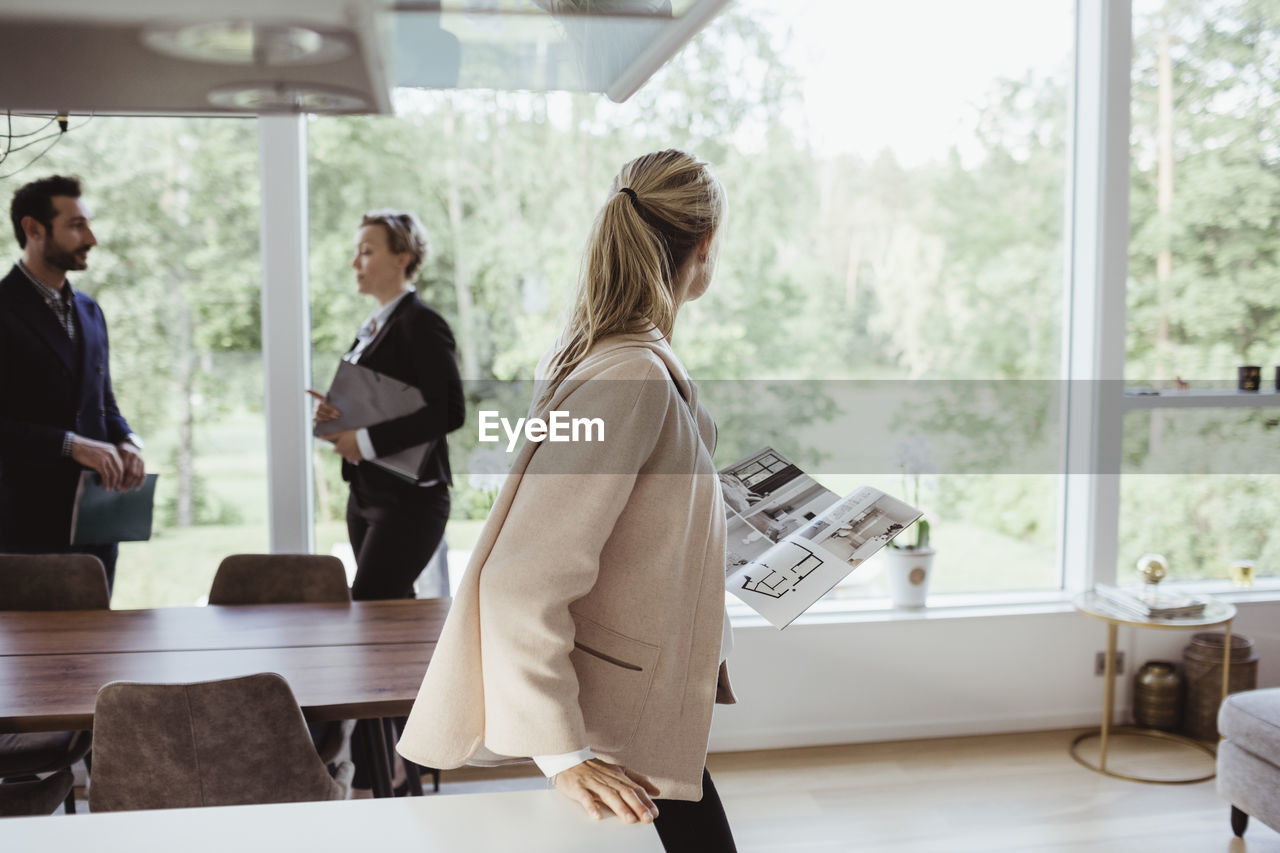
[{"xmin": 0, "ymin": 175, "xmax": 144, "ymax": 594}]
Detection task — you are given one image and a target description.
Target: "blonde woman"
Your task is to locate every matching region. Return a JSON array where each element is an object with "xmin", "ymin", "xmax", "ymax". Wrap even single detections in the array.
[{"xmin": 399, "ymin": 151, "xmax": 737, "ymax": 851}]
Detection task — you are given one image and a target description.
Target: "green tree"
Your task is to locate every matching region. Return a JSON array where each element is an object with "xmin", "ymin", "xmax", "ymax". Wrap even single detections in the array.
[
  {"xmin": 0, "ymin": 116, "xmax": 262, "ymax": 527},
  {"xmin": 1121, "ymin": 0, "xmax": 1280, "ymax": 580}
]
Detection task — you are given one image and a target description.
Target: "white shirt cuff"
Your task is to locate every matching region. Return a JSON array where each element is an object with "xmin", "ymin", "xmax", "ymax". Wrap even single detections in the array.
[
  {"xmin": 721, "ymin": 605, "xmax": 733, "ymax": 664},
  {"xmin": 355, "ymin": 427, "xmax": 377, "ymax": 461},
  {"xmin": 532, "ymin": 748, "xmax": 596, "ymax": 778}
]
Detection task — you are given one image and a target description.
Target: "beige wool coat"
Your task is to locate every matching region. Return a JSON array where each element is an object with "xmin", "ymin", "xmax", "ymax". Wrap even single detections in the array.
[{"xmin": 397, "ymin": 327, "xmax": 734, "ymax": 802}]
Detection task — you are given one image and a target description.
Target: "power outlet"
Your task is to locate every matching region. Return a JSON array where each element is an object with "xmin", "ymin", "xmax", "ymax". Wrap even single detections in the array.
[{"xmin": 1094, "ymin": 651, "xmax": 1125, "ymax": 676}]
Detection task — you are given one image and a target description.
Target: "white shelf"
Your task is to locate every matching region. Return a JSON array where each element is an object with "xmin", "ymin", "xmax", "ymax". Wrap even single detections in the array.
[{"xmin": 1123, "ymin": 389, "xmax": 1280, "ymax": 409}]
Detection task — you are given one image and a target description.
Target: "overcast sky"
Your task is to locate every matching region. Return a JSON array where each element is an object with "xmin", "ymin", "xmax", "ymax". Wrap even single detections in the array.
[{"xmin": 768, "ymin": 0, "xmax": 1075, "ymax": 164}]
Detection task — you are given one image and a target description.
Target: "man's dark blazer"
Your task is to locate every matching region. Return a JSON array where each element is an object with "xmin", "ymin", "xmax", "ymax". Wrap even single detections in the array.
[
  {"xmin": 0, "ymin": 263, "xmax": 133, "ymax": 547},
  {"xmin": 340, "ymin": 292, "xmax": 465, "ymax": 502}
]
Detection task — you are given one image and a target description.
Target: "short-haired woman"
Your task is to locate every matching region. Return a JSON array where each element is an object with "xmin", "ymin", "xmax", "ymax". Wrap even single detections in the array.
[
  {"xmin": 313, "ymin": 209, "xmax": 465, "ymax": 794},
  {"xmin": 398, "ymin": 151, "xmax": 738, "ymax": 851}
]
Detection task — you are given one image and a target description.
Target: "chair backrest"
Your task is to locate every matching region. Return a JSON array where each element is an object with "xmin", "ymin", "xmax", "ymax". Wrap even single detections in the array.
[
  {"xmin": 0, "ymin": 554, "xmax": 110, "ymax": 610},
  {"xmin": 0, "ymin": 767, "xmax": 74, "ymax": 818},
  {"xmin": 88, "ymin": 673, "xmax": 345, "ymax": 812},
  {"xmin": 208, "ymin": 554, "xmax": 351, "ymax": 605}
]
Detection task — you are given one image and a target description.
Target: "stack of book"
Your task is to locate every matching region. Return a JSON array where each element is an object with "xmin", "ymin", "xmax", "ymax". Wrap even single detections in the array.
[{"xmin": 1093, "ymin": 584, "xmax": 1208, "ymax": 619}]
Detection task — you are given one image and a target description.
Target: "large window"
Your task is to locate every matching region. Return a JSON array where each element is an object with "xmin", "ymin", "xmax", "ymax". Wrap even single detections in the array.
[
  {"xmin": 301, "ymin": 1, "xmax": 1076, "ymax": 601},
  {"xmin": 694, "ymin": 0, "xmax": 1076, "ymax": 600},
  {"xmin": 303, "ymin": 0, "xmax": 1077, "ymax": 600},
  {"xmin": 8, "ymin": 2, "xmax": 1272, "ymax": 609},
  {"xmin": 1121, "ymin": 0, "xmax": 1280, "ymax": 585},
  {"xmin": 0, "ymin": 116, "xmax": 267, "ymax": 608}
]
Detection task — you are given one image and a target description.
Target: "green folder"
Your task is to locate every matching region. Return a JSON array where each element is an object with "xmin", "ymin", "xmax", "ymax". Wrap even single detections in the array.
[{"xmin": 69, "ymin": 472, "xmax": 159, "ymax": 545}]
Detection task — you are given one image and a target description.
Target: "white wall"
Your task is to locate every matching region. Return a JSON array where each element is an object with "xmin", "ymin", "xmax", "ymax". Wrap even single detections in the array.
[{"xmin": 708, "ymin": 600, "xmax": 1280, "ymax": 751}]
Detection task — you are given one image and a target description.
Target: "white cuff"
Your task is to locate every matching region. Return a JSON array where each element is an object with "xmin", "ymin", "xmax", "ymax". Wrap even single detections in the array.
[
  {"xmin": 355, "ymin": 427, "xmax": 377, "ymax": 461},
  {"xmin": 532, "ymin": 748, "xmax": 596, "ymax": 778}
]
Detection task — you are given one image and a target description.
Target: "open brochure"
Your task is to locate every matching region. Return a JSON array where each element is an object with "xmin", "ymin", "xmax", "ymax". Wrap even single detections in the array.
[{"xmin": 720, "ymin": 447, "xmax": 922, "ymax": 629}]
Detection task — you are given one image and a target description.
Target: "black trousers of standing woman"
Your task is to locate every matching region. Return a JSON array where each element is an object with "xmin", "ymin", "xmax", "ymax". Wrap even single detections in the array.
[
  {"xmin": 653, "ymin": 768, "xmax": 738, "ymax": 852},
  {"xmin": 346, "ymin": 479, "xmax": 450, "ymax": 790},
  {"xmin": 346, "ymin": 480, "xmax": 450, "ymax": 601}
]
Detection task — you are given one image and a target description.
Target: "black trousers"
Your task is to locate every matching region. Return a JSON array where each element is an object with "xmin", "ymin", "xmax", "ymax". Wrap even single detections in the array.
[
  {"xmin": 346, "ymin": 482, "xmax": 450, "ymax": 601},
  {"xmin": 346, "ymin": 481, "xmax": 449, "ymax": 789},
  {"xmin": 653, "ymin": 768, "xmax": 737, "ymax": 853}
]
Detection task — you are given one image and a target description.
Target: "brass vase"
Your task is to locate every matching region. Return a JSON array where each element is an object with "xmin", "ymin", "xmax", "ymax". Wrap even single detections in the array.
[{"xmin": 1133, "ymin": 660, "xmax": 1182, "ymax": 731}]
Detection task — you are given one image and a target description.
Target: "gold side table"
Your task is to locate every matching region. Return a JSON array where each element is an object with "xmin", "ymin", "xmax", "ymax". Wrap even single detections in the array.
[{"xmin": 1070, "ymin": 590, "xmax": 1236, "ymax": 784}]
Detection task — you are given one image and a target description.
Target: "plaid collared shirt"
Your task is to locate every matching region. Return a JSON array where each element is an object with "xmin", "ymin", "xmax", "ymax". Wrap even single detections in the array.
[
  {"xmin": 17, "ymin": 261, "xmax": 80, "ymax": 457},
  {"xmin": 17, "ymin": 260, "xmax": 78, "ymax": 343}
]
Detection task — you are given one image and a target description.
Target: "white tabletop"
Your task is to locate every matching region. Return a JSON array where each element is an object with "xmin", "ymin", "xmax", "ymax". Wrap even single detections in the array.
[
  {"xmin": 0, "ymin": 789, "xmax": 664, "ymax": 852},
  {"xmin": 1072, "ymin": 590, "xmax": 1236, "ymax": 629}
]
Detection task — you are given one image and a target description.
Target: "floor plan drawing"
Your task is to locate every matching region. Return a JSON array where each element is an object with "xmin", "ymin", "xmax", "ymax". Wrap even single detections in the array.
[{"xmin": 740, "ymin": 544, "xmax": 823, "ymax": 599}]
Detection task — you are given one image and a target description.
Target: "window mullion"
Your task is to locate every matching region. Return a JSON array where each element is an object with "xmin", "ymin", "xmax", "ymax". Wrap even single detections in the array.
[
  {"xmin": 258, "ymin": 115, "xmax": 315, "ymax": 554},
  {"xmin": 1061, "ymin": 0, "xmax": 1131, "ymax": 591}
]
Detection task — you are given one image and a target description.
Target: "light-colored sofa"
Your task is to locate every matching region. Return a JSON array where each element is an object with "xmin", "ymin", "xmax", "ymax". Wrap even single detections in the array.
[{"xmin": 1217, "ymin": 687, "xmax": 1280, "ymax": 837}]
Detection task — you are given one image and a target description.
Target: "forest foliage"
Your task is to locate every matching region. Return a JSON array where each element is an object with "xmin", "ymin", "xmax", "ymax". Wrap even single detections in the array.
[{"xmin": 1, "ymin": 1, "xmax": 1275, "ymax": 588}]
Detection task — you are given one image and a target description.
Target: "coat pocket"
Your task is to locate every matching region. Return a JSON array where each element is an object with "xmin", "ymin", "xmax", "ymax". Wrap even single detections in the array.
[{"xmin": 569, "ymin": 613, "xmax": 660, "ymax": 754}]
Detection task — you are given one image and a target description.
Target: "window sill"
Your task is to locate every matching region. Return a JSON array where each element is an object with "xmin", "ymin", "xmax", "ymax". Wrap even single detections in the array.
[
  {"xmin": 1144, "ymin": 578, "xmax": 1280, "ymax": 603},
  {"xmin": 1124, "ymin": 388, "xmax": 1280, "ymax": 408},
  {"xmin": 726, "ymin": 583, "xmax": 1280, "ymax": 630},
  {"xmin": 727, "ymin": 591, "xmax": 1078, "ymax": 630}
]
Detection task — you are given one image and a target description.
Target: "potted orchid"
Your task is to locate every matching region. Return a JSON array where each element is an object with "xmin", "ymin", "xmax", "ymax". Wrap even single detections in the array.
[{"xmin": 884, "ymin": 436, "xmax": 935, "ymax": 608}]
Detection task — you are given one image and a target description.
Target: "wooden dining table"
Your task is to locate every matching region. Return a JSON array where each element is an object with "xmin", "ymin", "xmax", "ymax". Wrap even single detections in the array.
[{"xmin": 0, "ymin": 598, "xmax": 449, "ymax": 798}]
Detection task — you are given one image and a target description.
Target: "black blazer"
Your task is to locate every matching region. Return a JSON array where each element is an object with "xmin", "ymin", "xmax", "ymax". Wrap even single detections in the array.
[
  {"xmin": 0, "ymin": 264, "xmax": 133, "ymax": 546},
  {"xmin": 341, "ymin": 292, "xmax": 465, "ymax": 499}
]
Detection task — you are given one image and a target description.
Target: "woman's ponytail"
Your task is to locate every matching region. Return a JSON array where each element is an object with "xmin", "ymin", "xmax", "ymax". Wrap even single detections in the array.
[{"xmin": 540, "ymin": 150, "xmax": 725, "ymax": 405}]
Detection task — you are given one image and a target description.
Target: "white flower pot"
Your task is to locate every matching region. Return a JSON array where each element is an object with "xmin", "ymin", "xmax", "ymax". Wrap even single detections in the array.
[{"xmin": 885, "ymin": 548, "xmax": 935, "ymax": 609}]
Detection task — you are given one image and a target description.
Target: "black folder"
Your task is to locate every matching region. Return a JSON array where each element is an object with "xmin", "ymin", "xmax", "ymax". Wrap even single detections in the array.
[{"xmin": 69, "ymin": 471, "xmax": 159, "ymax": 545}]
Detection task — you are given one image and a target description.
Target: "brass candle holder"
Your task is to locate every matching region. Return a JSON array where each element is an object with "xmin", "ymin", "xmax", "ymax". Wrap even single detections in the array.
[{"xmin": 1136, "ymin": 552, "xmax": 1168, "ymax": 603}]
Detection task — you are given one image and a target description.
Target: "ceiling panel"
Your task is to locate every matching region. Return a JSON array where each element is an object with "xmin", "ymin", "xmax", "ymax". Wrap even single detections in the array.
[{"xmin": 0, "ymin": 0, "xmax": 728, "ymax": 115}]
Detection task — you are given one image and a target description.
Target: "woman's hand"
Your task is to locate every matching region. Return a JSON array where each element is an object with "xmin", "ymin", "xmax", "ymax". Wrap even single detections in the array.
[
  {"xmin": 307, "ymin": 389, "xmax": 341, "ymax": 423},
  {"xmin": 325, "ymin": 429, "xmax": 364, "ymax": 463},
  {"xmin": 552, "ymin": 759, "xmax": 660, "ymax": 824}
]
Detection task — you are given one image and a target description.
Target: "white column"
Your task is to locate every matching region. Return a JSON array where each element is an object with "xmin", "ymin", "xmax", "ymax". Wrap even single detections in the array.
[
  {"xmin": 1060, "ymin": 0, "xmax": 1131, "ymax": 589},
  {"xmin": 257, "ymin": 115, "xmax": 314, "ymax": 554}
]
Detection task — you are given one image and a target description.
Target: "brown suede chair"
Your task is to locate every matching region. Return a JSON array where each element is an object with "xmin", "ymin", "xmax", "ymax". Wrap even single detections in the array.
[
  {"xmin": 207, "ymin": 553, "xmax": 351, "ymax": 765},
  {"xmin": 0, "ymin": 553, "xmax": 109, "ymax": 814},
  {"xmin": 88, "ymin": 673, "xmax": 354, "ymax": 812},
  {"xmin": 0, "ymin": 553, "xmax": 110, "ymax": 610},
  {"xmin": 207, "ymin": 554, "xmax": 431, "ymax": 795},
  {"xmin": 0, "ymin": 769, "xmax": 75, "ymax": 818},
  {"xmin": 208, "ymin": 554, "xmax": 351, "ymax": 605}
]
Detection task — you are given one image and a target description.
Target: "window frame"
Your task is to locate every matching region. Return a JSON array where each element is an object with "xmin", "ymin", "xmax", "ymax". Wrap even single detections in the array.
[
  {"xmin": 255, "ymin": 0, "xmax": 1280, "ymax": 608},
  {"xmin": 259, "ymin": 114, "xmax": 315, "ymax": 555}
]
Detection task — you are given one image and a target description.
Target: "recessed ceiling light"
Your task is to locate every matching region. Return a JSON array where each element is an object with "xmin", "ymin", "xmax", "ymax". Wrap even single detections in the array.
[
  {"xmin": 142, "ymin": 21, "xmax": 350, "ymax": 66},
  {"xmin": 207, "ymin": 82, "xmax": 368, "ymax": 113}
]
